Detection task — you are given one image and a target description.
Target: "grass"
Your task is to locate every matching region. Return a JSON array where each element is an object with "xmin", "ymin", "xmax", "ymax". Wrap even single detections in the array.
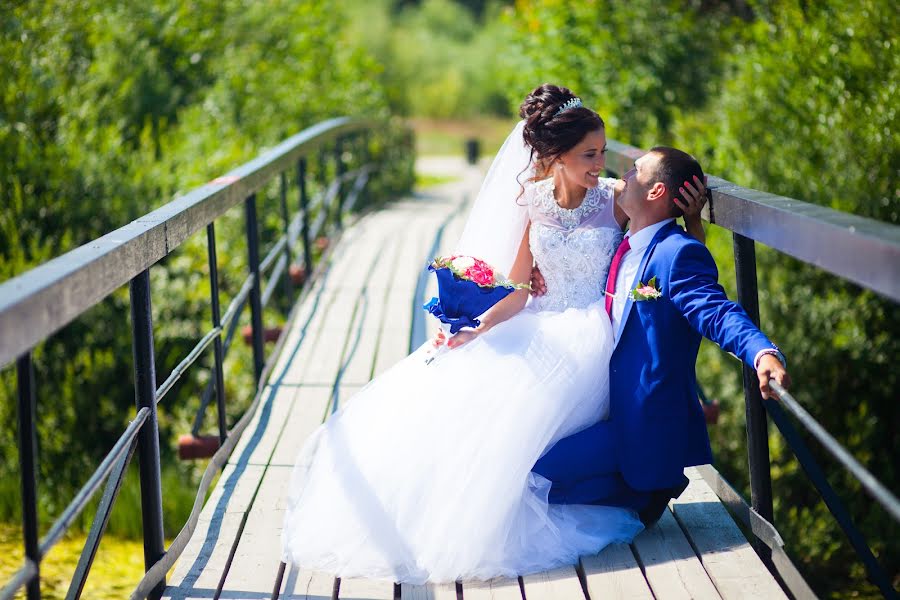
[
  {"xmin": 0, "ymin": 523, "xmax": 158, "ymax": 599},
  {"xmin": 415, "ymin": 173, "xmax": 459, "ymax": 188},
  {"xmin": 409, "ymin": 116, "xmax": 518, "ymax": 158},
  {"xmin": 0, "ymin": 460, "xmax": 213, "ymax": 597}
]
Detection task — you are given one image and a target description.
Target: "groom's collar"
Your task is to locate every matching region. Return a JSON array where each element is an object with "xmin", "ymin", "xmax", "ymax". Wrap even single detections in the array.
[{"xmin": 625, "ymin": 218, "xmax": 675, "ymax": 254}]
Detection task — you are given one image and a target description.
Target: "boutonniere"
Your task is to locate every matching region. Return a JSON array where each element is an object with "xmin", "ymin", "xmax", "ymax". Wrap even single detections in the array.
[{"xmin": 631, "ymin": 276, "xmax": 663, "ymax": 301}]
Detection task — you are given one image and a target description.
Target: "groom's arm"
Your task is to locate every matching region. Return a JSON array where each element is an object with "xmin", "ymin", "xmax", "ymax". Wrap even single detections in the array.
[{"xmin": 668, "ymin": 241, "xmax": 785, "ymax": 374}]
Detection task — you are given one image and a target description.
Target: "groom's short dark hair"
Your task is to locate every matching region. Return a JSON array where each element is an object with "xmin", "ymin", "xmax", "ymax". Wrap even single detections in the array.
[{"xmin": 648, "ymin": 146, "xmax": 705, "ymax": 218}]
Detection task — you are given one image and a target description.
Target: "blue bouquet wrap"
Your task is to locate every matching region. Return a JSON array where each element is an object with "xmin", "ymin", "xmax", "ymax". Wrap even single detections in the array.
[{"xmin": 423, "ymin": 265, "xmax": 516, "ymax": 334}]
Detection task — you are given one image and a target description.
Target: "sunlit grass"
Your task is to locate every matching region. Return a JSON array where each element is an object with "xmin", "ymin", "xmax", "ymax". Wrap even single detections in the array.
[
  {"xmin": 0, "ymin": 523, "xmax": 160, "ymax": 599},
  {"xmin": 0, "ymin": 460, "xmax": 214, "ymax": 597},
  {"xmin": 409, "ymin": 116, "xmax": 517, "ymax": 158},
  {"xmin": 415, "ymin": 173, "xmax": 459, "ymax": 188}
]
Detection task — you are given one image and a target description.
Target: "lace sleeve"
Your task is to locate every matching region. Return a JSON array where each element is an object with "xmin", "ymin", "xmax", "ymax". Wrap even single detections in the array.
[{"xmin": 594, "ymin": 177, "xmax": 621, "ymax": 230}]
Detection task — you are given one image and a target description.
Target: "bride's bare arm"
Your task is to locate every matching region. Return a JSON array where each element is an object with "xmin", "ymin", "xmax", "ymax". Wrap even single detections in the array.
[
  {"xmin": 677, "ymin": 175, "xmax": 708, "ymax": 245},
  {"xmin": 446, "ymin": 227, "xmax": 533, "ymax": 349}
]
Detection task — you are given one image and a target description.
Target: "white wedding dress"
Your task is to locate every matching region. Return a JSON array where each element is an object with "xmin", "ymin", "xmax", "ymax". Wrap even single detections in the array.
[{"xmin": 281, "ymin": 177, "xmax": 643, "ymax": 584}]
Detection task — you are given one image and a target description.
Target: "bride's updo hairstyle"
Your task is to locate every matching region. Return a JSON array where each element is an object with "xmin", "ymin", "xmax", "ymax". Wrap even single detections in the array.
[{"xmin": 519, "ymin": 83, "xmax": 605, "ymax": 180}]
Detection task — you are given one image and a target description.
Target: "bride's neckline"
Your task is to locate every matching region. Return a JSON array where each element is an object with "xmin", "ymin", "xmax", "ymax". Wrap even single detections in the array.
[{"xmin": 544, "ymin": 178, "xmax": 590, "ymax": 211}]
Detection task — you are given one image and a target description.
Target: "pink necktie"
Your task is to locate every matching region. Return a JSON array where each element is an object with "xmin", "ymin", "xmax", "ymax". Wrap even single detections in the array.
[{"xmin": 605, "ymin": 236, "xmax": 631, "ymax": 318}]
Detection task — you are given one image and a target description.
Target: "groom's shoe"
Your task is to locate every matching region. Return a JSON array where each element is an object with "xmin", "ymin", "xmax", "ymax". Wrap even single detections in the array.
[{"xmin": 638, "ymin": 475, "xmax": 689, "ymax": 528}]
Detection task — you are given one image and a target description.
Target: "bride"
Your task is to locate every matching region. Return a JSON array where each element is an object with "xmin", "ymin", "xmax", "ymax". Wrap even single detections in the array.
[{"xmin": 281, "ymin": 84, "xmax": 707, "ymax": 584}]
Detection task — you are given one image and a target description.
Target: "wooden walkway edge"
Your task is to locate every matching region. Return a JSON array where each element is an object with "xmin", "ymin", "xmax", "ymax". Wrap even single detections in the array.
[{"xmin": 163, "ymin": 158, "xmax": 787, "ymax": 600}]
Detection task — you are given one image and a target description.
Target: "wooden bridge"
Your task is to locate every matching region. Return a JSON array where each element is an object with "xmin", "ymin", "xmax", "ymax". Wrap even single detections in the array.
[
  {"xmin": 161, "ymin": 158, "xmax": 786, "ymax": 600},
  {"xmin": 2, "ymin": 118, "xmax": 897, "ymax": 600}
]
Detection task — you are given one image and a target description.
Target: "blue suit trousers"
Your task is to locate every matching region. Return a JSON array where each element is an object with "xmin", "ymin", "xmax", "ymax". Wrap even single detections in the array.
[{"xmin": 533, "ymin": 420, "xmax": 653, "ymax": 511}]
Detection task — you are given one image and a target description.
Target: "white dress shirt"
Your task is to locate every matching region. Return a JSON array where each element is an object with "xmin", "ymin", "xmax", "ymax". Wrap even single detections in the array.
[{"xmin": 611, "ymin": 219, "xmax": 674, "ymax": 343}]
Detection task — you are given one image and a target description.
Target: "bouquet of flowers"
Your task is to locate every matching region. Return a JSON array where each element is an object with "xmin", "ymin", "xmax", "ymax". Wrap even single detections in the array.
[{"xmin": 423, "ymin": 255, "xmax": 529, "ymax": 364}]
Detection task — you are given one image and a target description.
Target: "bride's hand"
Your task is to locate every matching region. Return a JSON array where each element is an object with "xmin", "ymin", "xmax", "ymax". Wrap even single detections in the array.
[
  {"xmin": 675, "ymin": 175, "xmax": 708, "ymax": 218},
  {"xmin": 447, "ymin": 329, "xmax": 479, "ymax": 349},
  {"xmin": 432, "ymin": 328, "xmax": 479, "ymax": 349}
]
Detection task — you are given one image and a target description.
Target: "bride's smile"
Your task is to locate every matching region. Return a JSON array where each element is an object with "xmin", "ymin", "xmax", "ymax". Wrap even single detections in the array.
[{"xmin": 552, "ymin": 128, "xmax": 608, "ymax": 207}]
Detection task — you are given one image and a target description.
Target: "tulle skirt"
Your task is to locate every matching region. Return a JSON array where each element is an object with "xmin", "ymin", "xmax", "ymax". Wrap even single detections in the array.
[{"xmin": 281, "ymin": 301, "xmax": 643, "ymax": 584}]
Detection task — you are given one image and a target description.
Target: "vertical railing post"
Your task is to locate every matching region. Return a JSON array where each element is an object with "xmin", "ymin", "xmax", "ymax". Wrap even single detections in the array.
[
  {"xmin": 317, "ymin": 147, "xmax": 330, "ymax": 237},
  {"xmin": 206, "ymin": 224, "xmax": 228, "ymax": 444},
  {"xmin": 128, "ymin": 270, "xmax": 166, "ymax": 600},
  {"xmin": 334, "ymin": 137, "xmax": 345, "ymax": 229},
  {"xmin": 279, "ymin": 171, "xmax": 293, "ymax": 306},
  {"xmin": 733, "ymin": 233, "xmax": 775, "ymax": 533},
  {"xmin": 16, "ymin": 353, "xmax": 40, "ymax": 600},
  {"xmin": 245, "ymin": 194, "xmax": 265, "ymax": 383},
  {"xmin": 297, "ymin": 158, "xmax": 312, "ymax": 277},
  {"xmin": 359, "ymin": 132, "xmax": 369, "ymax": 208}
]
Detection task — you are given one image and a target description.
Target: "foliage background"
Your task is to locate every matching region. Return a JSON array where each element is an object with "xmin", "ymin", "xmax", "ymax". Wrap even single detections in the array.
[
  {"xmin": 1, "ymin": 0, "xmax": 897, "ymax": 597},
  {"xmin": 496, "ymin": 1, "xmax": 898, "ymax": 597}
]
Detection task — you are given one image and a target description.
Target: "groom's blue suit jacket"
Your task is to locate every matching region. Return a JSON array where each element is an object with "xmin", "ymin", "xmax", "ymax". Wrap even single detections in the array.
[{"xmin": 611, "ymin": 221, "xmax": 775, "ymax": 491}]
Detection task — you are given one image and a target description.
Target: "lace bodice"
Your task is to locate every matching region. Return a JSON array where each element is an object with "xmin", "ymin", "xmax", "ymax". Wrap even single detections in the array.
[{"xmin": 528, "ymin": 178, "xmax": 623, "ymax": 312}]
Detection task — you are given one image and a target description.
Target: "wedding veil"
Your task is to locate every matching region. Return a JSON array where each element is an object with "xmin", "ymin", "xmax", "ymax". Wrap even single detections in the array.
[{"xmin": 454, "ymin": 120, "xmax": 533, "ymax": 279}]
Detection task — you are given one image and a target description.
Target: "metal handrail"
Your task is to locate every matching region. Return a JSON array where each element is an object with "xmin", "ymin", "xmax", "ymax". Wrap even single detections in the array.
[
  {"xmin": 0, "ymin": 560, "xmax": 38, "ymax": 600},
  {"xmin": 768, "ymin": 381, "xmax": 900, "ymax": 522},
  {"xmin": 0, "ymin": 117, "xmax": 373, "ymax": 369},
  {"xmin": 1, "ymin": 116, "xmax": 400, "ymax": 600},
  {"xmin": 764, "ymin": 382, "xmax": 897, "ymax": 596},
  {"xmin": 605, "ymin": 140, "xmax": 900, "ymax": 302}
]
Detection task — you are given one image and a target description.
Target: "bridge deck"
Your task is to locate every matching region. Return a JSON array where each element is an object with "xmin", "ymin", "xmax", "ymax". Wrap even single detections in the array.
[{"xmin": 163, "ymin": 158, "xmax": 786, "ymax": 600}]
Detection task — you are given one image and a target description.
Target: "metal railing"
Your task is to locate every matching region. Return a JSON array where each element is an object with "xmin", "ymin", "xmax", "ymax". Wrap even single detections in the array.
[
  {"xmin": 0, "ymin": 116, "xmax": 408, "ymax": 600},
  {"xmin": 605, "ymin": 140, "xmax": 900, "ymax": 599}
]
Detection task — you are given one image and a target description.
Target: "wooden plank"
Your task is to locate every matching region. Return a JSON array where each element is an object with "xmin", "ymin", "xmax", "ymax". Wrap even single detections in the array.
[
  {"xmin": 165, "ymin": 463, "xmax": 267, "ymax": 598},
  {"xmin": 219, "ymin": 465, "xmax": 293, "ymax": 594},
  {"xmin": 329, "ymin": 385, "xmax": 365, "ymax": 412},
  {"xmin": 672, "ymin": 468, "xmax": 787, "ymax": 600},
  {"xmin": 164, "ymin": 512, "xmax": 244, "ymax": 599},
  {"xmin": 372, "ymin": 327, "xmax": 412, "ymax": 377},
  {"xmin": 200, "ymin": 463, "xmax": 266, "ymax": 515},
  {"xmin": 333, "ymin": 286, "xmax": 389, "ymax": 387},
  {"xmin": 338, "ymin": 228, "xmax": 402, "ymax": 385},
  {"xmin": 280, "ymin": 565, "xmax": 337, "ymax": 599},
  {"xmin": 632, "ymin": 509, "xmax": 721, "ymax": 600},
  {"xmin": 521, "ymin": 566, "xmax": 585, "ymax": 599},
  {"xmin": 337, "ymin": 577, "xmax": 395, "ymax": 600},
  {"xmin": 460, "ymin": 578, "xmax": 521, "ymax": 600},
  {"xmin": 338, "ymin": 314, "xmax": 383, "ymax": 385},
  {"xmin": 280, "ymin": 214, "xmax": 386, "ymax": 386},
  {"xmin": 269, "ymin": 386, "xmax": 333, "ymax": 466},
  {"xmin": 579, "ymin": 543, "xmax": 652, "ymax": 600},
  {"xmin": 270, "ymin": 274, "xmax": 331, "ymax": 378},
  {"xmin": 279, "ymin": 292, "xmax": 344, "ymax": 386},
  {"xmin": 374, "ymin": 288, "xmax": 419, "ymax": 373},
  {"xmin": 228, "ymin": 385, "xmax": 299, "ymax": 467},
  {"xmin": 400, "ymin": 582, "xmax": 456, "ymax": 599}
]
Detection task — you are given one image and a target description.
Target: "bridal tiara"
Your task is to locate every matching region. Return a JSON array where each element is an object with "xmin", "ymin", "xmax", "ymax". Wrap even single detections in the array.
[{"xmin": 555, "ymin": 97, "xmax": 583, "ymax": 116}]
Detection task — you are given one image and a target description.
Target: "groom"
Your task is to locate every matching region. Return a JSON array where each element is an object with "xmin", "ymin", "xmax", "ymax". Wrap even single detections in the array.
[{"xmin": 531, "ymin": 146, "xmax": 791, "ymax": 526}]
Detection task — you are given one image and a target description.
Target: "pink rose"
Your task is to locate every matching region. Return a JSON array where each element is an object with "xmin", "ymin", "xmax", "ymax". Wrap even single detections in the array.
[{"xmin": 465, "ymin": 263, "xmax": 494, "ymax": 286}]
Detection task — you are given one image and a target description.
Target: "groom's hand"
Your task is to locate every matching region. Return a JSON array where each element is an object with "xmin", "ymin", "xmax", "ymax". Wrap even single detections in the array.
[
  {"xmin": 530, "ymin": 265, "xmax": 547, "ymax": 297},
  {"xmin": 756, "ymin": 354, "xmax": 791, "ymax": 400}
]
